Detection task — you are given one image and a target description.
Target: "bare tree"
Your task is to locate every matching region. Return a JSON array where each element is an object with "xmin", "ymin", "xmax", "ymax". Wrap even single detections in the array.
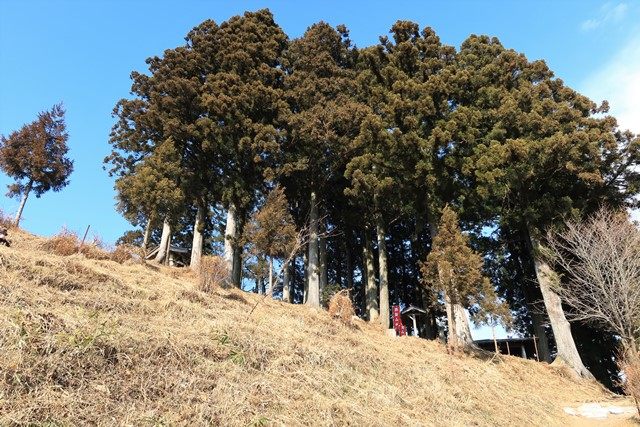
[{"xmin": 546, "ymin": 208, "xmax": 640, "ymax": 355}]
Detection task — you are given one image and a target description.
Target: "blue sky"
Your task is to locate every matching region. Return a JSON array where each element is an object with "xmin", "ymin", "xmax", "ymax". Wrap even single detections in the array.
[
  {"xmin": 1, "ymin": 0, "xmax": 638, "ymax": 245},
  {"xmin": 1, "ymin": 0, "xmax": 638, "ymax": 340}
]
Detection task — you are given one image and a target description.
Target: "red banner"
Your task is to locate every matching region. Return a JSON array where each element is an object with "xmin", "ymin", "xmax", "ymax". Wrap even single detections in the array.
[{"xmin": 392, "ymin": 305, "xmax": 406, "ymax": 336}]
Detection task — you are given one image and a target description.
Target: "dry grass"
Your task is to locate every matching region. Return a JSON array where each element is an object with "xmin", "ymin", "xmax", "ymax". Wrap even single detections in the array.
[
  {"xmin": 40, "ymin": 229, "xmax": 137, "ymax": 264},
  {"xmin": 199, "ymin": 255, "xmax": 228, "ymax": 292},
  {"xmin": 0, "ymin": 230, "xmax": 615, "ymax": 426},
  {"xmin": 619, "ymin": 353, "xmax": 640, "ymax": 416},
  {"xmin": 109, "ymin": 244, "xmax": 138, "ymax": 264},
  {"xmin": 40, "ymin": 229, "xmax": 83, "ymax": 256},
  {"xmin": 328, "ymin": 289, "xmax": 355, "ymax": 326},
  {"xmin": 0, "ymin": 209, "xmax": 13, "ymax": 229}
]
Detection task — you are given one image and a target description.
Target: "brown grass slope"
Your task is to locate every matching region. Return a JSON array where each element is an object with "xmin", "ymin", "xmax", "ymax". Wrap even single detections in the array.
[{"xmin": 0, "ymin": 229, "xmax": 617, "ymax": 426}]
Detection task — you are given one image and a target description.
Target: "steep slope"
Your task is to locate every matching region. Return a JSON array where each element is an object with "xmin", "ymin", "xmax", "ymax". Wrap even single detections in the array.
[{"xmin": 0, "ymin": 230, "xmax": 627, "ymax": 426}]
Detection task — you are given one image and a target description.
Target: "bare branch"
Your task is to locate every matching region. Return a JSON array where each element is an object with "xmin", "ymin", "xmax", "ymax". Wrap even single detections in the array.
[{"xmin": 546, "ymin": 207, "xmax": 640, "ymax": 353}]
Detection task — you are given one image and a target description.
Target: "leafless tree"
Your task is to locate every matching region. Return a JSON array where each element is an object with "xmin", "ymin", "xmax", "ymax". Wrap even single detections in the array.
[{"xmin": 546, "ymin": 207, "xmax": 640, "ymax": 355}]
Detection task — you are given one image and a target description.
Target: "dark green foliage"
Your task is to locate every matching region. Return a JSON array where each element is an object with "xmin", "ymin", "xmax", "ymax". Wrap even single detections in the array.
[
  {"xmin": 105, "ymin": 10, "xmax": 640, "ymax": 388},
  {"xmin": 243, "ymin": 185, "xmax": 298, "ymax": 260},
  {"xmin": 0, "ymin": 103, "xmax": 73, "ymax": 199},
  {"xmin": 115, "ymin": 230, "xmax": 145, "ymax": 247},
  {"xmin": 281, "ymin": 22, "xmax": 367, "ymax": 207},
  {"xmin": 422, "ymin": 206, "xmax": 511, "ymax": 333}
]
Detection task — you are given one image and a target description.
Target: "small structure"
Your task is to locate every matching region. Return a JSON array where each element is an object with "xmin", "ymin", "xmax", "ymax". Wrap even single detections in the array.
[
  {"xmin": 392, "ymin": 305, "xmax": 407, "ymax": 336},
  {"xmin": 401, "ymin": 305, "xmax": 428, "ymax": 337},
  {"xmin": 145, "ymin": 244, "xmax": 190, "ymax": 267},
  {"xmin": 474, "ymin": 337, "xmax": 539, "ymax": 360}
]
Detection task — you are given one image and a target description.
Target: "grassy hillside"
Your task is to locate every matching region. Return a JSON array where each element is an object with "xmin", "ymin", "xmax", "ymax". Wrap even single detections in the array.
[{"xmin": 0, "ymin": 229, "xmax": 629, "ymax": 426}]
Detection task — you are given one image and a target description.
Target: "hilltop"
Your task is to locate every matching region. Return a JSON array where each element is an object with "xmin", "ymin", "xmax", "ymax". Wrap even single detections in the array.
[{"xmin": 0, "ymin": 229, "xmax": 632, "ymax": 426}]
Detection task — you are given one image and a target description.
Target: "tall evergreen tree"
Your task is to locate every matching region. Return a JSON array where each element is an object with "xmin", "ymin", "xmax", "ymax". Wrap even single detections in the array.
[
  {"xmin": 0, "ymin": 103, "xmax": 73, "ymax": 227},
  {"xmin": 107, "ymin": 30, "xmax": 211, "ymax": 265},
  {"xmin": 422, "ymin": 205, "xmax": 510, "ymax": 349},
  {"xmin": 346, "ymin": 21, "xmax": 464, "ymax": 331},
  {"xmin": 439, "ymin": 34, "xmax": 640, "ymax": 377},
  {"xmin": 282, "ymin": 22, "xmax": 367, "ymax": 308},
  {"xmin": 243, "ymin": 185, "xmax": 298, "ymax": 295},
  {"xmin": 198, "ymin": 10, "xmax": 289, "ymax": 285}
]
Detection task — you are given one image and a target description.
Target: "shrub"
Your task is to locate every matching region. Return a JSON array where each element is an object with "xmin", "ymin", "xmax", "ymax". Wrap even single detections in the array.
[
  {"xmin": 80, "ymin": 244, "xmax": 111, "ymax": 261},
  {"xmin": 42, "ymin": 229, "xmax": 81, "ymax": 256},
  {"xmin": 0, "ymin": 209, "xmax": 12, "ymax": 229},
  {"xmin": 42, "ymin": 229, "xmax": 118, "ymax": 261},
  {"xmin": 328, "ymin": 289, "xmax": 355, "ymax": 326},
  {"xmin": 321, "ymin": 282, "xmax": 342, "ymax": 308},
  {"xmin": 109, "ymin": 245, "xmax": 139, "ymax": 264},
  {"xmin": 199, "ymin": 256, "xmax": 228, "ymax": 292}
]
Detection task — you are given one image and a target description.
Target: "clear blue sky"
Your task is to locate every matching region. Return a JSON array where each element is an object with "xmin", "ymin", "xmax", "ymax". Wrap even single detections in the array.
[{"xmin": 1, "ymin": 0, "xmax": 639, "ymax": 245}]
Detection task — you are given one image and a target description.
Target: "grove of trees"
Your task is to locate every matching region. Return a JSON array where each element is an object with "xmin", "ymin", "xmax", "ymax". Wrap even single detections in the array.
[{"xmin": 105, "ymin": 9, "xmax": 640, "ymax": 383}]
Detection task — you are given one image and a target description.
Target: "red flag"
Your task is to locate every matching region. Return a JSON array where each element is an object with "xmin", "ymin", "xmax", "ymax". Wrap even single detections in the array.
[{"xmin": 392, "ymin": 305, "xmax": 406, "ymax": 336}]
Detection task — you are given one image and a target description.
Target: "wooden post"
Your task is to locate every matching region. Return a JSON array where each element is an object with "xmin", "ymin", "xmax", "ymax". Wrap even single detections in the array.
[
  {"xmin": 533, "ymin": 335, "xmax": 540, "ymax": 362},
  {"xmin": 411, "ymin": 314, "xmax": 418, "ymax": 337},
  {"xmin": 492, "ymin": 326, "xmax": 499, "ymax": 354},
  {"xmin": 78, "ymin": 225, "xmax": 91, "ymax": 253},
  {"xmin": 506, "ymin": 340, "xmax": 511, "ymax": 356}
]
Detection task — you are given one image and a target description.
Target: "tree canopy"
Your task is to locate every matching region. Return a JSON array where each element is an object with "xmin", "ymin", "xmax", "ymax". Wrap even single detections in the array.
[
  {"xmin": 0, "ymin": 103, "xmax": 73, "ymax": 226},
  {"xmin": 105, "ymin": 9, "xmax": 640, "ymax": 383}
]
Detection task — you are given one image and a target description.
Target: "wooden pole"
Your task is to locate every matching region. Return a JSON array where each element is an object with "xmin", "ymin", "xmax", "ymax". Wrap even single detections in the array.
[
  {"xmin": 79, "ymin": 225, "xmax": 91, "ymax": 252},
  {"xmin": 492, "ymin": 326, "xmax": 499, "ymax": 354},
  {"xmin": 533, "ymin": 335, "xmax": 540, "ymax": 362},
  {"xmin": 506, "ymin": 340, "xmax": 511, "ymax": 356}
]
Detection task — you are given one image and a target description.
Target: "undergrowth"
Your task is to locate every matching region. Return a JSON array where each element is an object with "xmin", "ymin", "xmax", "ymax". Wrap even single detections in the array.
[{"xmin": 0, "ymin": 229, "xmax": 614, "ymax": 426}]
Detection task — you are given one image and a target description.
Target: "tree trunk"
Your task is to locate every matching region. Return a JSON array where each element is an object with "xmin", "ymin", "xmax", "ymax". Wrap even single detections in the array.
[
  {"xmin": 268, "ymin": 257, "xmax": 274, "ymax": 296},
  {"xmin": 420, "ymin": 289, "xmax": 437, "ymax": 340},
  {"xmin": 453, "ymin": 303, "xmax": 473, "ymax": 344},
  {"xmin": 282, "ymin": 259, "xmax": 291, "ymax": 303},
  {"xmin": 306, "ymin": 190, "xmax": 320, "ymax": 308},
  {"xmin": 14, "ymin": 180, "xmax": 33, "ymax": 227},
  {"xmin": 319, "ymin": 232, "xmax": 328, "ymax": 297},
  {"xmin": 361, "ymin": 240, "xmax": 368, "ymax": 316},
  {"xmin": 429, "ymin": 220, "xmax": 473, "ymax": 345},
  {"xmin": 526, "ymin": 228, "xmax": 593, "ymax": 378},
  {"xmin": 142, "ymin": 216, "xmax": 153, "ymax": 251},
  {"xmin": 510, "ymin": 236, "xmax": 552, "ymax": 362},
  {"xmin": 190, "ymin": 202, "xmax": 205, "ymax": 270},
  {"xmin": 232, "ymin": 246, "xmax": 242, "ymax": 288},
  {"xmin": 445, "ymin": 295, "xmax": 458, "ymax": 350},
  {"xmin": 521, "ymin": 281, "xmax": 552, "ymax": 362},
  {"xmin": 155, "ymin": 218, "xmax": 171, "ymax": 264},
  {"xmin": 303, "ymin": 249, "xmax": 309, "ymax": 304},
  {"xmin": 364, "ymin": 226, "xmax": 379, "ymax": 321},
  {"xmin": 376, "ymin": 214, "xmax": 390, "ymax": 330},
  {"xmin": 224, "ymin": 203, "xmax": 239, "ymax": 287},
  {"xmin": 345, "ymin": 241, "xmax": 353, "ymax": 290},
  {"xmin": 164, "ymin": 236, "xmax": 172, "ymax": 266}
]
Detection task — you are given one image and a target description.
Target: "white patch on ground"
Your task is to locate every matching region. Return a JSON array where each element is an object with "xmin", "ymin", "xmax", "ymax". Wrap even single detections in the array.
[{"xmin": 564, "ymin": 403, "xmax": 635, "ymax": 419}]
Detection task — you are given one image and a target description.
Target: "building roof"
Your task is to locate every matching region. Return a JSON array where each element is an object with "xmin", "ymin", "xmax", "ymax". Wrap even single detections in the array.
[
  {"xmin": 474, "ymin": 337, "xmax": 536, "ymax": 345},
  {"xmin": 401, "ymin": 305, "xmax": 428, "ymax": 316},
  {"xmin": 144, "ymin": 244, "xmax": 191, "ymax": 260}
]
